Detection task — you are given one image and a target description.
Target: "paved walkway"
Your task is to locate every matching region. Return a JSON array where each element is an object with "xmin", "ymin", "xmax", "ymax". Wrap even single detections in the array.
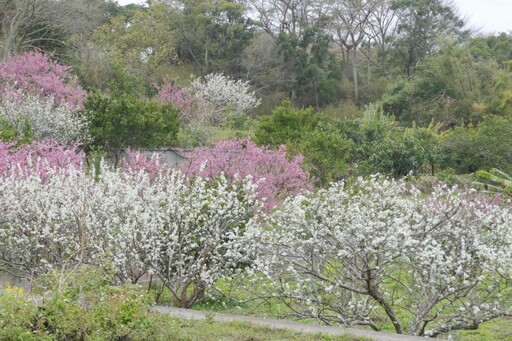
[{"xmin": 153, "ymin": 306, "xmax": 433, "ymax": 341}]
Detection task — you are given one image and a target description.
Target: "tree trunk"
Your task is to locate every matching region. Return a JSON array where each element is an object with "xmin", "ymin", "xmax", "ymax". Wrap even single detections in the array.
[{"xmin": 352, "ymin": 49, "xmax": 359, "ymax": 100}]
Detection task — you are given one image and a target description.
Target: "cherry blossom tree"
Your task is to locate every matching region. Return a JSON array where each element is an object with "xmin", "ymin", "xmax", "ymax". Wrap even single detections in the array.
[
  {"xmin": 0, "ymin": 92, "xmax": 89, "ymax": 144},
  {"xmin": 155, "ymin": 82, "xmax": 194, "ymax": 118},
  {"xmin": 0, "ymin": 51, "xmax": 86, "ymax": 108},
  {"xmin": 0, "ymin": 140, "xmax": 84, "ymax": 180},
  {"xmin": 189, "ymin": 73, "xmax": 261, "ymax": 126},
  {"xmin": 184, "ymin": 138, "xmax": 314, "ymax": 209},
  {"xmin": 156, "ymin": 74, "xmax": 260, "ymax": 133},
  {"xmin": 248, "ymin": 175, "xmax": 512, "ymax": 336},
  {"xmin": 0, "ymin": 149, "xmax": 261, "ymax": 308}
]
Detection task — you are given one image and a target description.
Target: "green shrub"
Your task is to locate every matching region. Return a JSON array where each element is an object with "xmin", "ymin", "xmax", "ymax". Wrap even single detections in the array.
[
  {"xmin": 441, "ymin": 115, "xmax": 512, "ymax": 173},
  {"xmin": 84, "ymin": 92, "xmax": 180, "ymax": 150},
  {"xmin": 255, "ymin": 102, "xmax": 354, "ymax": 182},
  {"xmin": 255, "ymin": 101, "xmax": 320, "ymax": 147},
  {"xmin": 0, "ymin": 267, "xmax": 185, "ymax": 340}
]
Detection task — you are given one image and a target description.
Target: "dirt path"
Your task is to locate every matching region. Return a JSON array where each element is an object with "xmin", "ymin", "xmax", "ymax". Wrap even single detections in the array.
[{"xmin": 153, "ymin": 306, "xmax": 433, "ymax": 341}]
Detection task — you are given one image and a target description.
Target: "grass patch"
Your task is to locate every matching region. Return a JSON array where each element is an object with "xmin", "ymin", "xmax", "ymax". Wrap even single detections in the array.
[
  {"xmin": 441, "ymin": 316, "xmax": 512, "ymax": 340},
  {"xmin": 173, "ymin": 318, "xmax": 371, "ymax": 341}
]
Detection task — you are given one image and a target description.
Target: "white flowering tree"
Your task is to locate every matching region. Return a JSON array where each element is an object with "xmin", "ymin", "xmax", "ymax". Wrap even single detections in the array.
[
  {"xmin": 0, "ymin": 152, "xmax": 261, "ymax": 308},
  {"xmin": 0, "ymin": 92, "xmax": 89, "ymax": 144},
  {"xmin": 248, "ymin": 175, "xmax": 512, "ymax": 336},
  {"xmin": 143, "ymin": 173, "xmax": 261, "ymax": 308},
  {"xmin": 0, "ymin": 168, "xmax": 89, "ymax": 279},
  {"xmin": 189, "ymin": 73, "xmax": 261, "ymax": 126}
]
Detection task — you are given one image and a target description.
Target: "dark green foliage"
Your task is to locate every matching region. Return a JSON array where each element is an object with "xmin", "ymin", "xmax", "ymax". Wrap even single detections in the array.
[
  {"xmin": 391, "ymin": 0, "xmax": 467, "ymax": 76},
  {"xmin": 441, "ymin": 115, "xmax": 512, "ymax": 173},
  {"xmin": 255, "ymin": 102, "xmax": 353, "ymax": 182},
  {"xmin": 365, "ymin": 127, "xmax": 440, "ymax": 177},
  {"xmin": 255, "ymin": 101, "xmax": 320, "ymax": 147},
  {"xmin": 173, "ymin": 0, "xmax": 254, "ymax": 76},
  {"xmin": 83, "ymin": 92, "xmax": 180, "ymax": 150},
  {"xmin": 294, "ymin": 121, "xmax": 355, "ymax": 183},
  {"xmin": 276, "ymin": 28, "xmax": 342, "ymax": 108},
  {"xmin": 337, "ymin": 107, "xmax": 441, "ymax": 177},
  {"xmin": 256, "ymin": 102, "xmax": 443, "ymax": 180}
]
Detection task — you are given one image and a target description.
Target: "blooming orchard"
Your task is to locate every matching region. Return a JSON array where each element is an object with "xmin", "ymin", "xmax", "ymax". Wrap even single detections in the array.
[
  {"xmin": 0, "ymin": 141, "xmax": 510, "ymax": 332},
  {"xmin": 0, "ymin": 148, "xmax": 261, "ymax": 308},
  {"xmin": 247, "ymin": 175, "xmax": 512, "ymax": 336}
]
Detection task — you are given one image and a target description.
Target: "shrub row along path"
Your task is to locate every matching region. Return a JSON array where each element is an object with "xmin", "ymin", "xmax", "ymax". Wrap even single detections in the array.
[{"xmin": 153, "ymin": 306, "xmax": 433, "ymax": 341}]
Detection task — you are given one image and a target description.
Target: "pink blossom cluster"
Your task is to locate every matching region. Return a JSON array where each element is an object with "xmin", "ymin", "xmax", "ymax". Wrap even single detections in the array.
[
  {"xmin": 121, "ymin": 149, "xmax": 170, "ymax": 181},
  {"xmin": 0, "ymin": 52, "xmax": 87, "ymax": 108},
  {"xmin": 155, "ymin": 82, "xmax": 194, "ymax": 118},
  {"xmin": 0, "ymin": 140, "xmax": 84, "ymax": 181},
  {"xmin": 184, "ymin": 139, "xmax": 314, "ymax": 209}
]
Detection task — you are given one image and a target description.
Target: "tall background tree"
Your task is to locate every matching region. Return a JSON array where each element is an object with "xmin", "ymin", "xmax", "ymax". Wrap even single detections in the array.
[{"xmin": 391, "ymin": 0, "xmax": 467, "ymax": 76}]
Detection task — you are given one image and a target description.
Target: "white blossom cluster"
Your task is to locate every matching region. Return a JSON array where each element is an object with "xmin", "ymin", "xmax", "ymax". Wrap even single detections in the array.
[
  {"xmin": 247, "ymin": 175, "xmax": 512, "ymax": 336},
  {"xmin": 0, "ymin": 163, "xmax": 260, "ymax": 308},
  {"xmin": 189, "ymin": 73, "xmax": 261, "ymax": 126},
  {"xmin": 0, "ymin": 93, "xmax": 89, "ymax": 144}
]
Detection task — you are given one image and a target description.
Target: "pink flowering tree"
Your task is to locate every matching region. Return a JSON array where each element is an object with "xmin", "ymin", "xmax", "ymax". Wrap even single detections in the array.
[
  {"xmin": 155, "ymin": 82, "xmax": 194, "ymax": 118},
  {"xmin": 0, "ymin": 140, "xmax": 84, "ymax": 181},
  {"xmin": 0, "ymin": 51, "xmax": 86, "ymax": 108},
  {"xmin": 183, "ymin": 139, "xmax": 314, "ymax": 209},
  {"xmin": 121, "ymin": 149, "xmax": 171, "ymax": 182}
]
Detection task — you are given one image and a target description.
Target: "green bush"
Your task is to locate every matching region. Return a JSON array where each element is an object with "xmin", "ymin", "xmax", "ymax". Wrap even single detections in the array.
[
  {"xmin": 255, "ymin": 102, "xmax": 444, "ymax": 180},
  {"xmin": 0, "ymin": 267, "xmax": 185, "ymax": 340},
  {"xmin": 84, "ymin": 92, "xmax": 180, "ymax": 150},
  {"xmin": 255, "ymin": 101, "xmax": 320, "ymax": 147},
  {"xmin": 363, "ymin": 127, "xmax": 440, "ymax": 177},
  {"xmin": 255, "ymin": 102, "xmax": 354, "ymax": 182},
  {"xmin": 441, "ymin": 115, "xmax": 512, "ymax": 173},
  {"xmin": 0, "ymin": 118, "xmax": 33, "ymax": 144}
]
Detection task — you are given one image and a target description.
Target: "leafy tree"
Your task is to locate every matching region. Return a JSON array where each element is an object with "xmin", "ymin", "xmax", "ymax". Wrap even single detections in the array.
[
  {"xmin": 293, "ymin": 120, "xmax": 355, "ymax": 183},
  {"xmin": 391, "ymin": 0, "xmax": 467, "ymax": 76},
  {"xmin": 255, "ymin": 102, "xmax": 354, "ymax": 181},
  {"xmin": 381, "ymin": 39, "xmax": 512, "ymax": 127},
  {"xmin": 365, "ymin": 125, "xmax": 440, "ymax": 176},
  {"xmin": 255, "ymin": 101, "xmax": 320, "ymax": 147},
  {"xmin": 170, "ymin": 0, "xmax": 253, "ymax": 77},
  {"xmin": 441, "ymin": 115, "xmax": 512, "ymax": 174},
  {"xmin": 89, "ymin": 3, "xmax": 178, "ymax": 95},
  {"xmin": 276, "ymin": 28, "xmax": 342, "ymax": 107},
  {"xmin": 83, "ymin": 92, "xmax": 180, "ymax": 151}
]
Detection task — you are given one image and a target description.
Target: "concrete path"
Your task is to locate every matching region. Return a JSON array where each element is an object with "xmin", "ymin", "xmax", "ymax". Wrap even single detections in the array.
[{"xmin": 153, "ymin": 306, "xmax": 433, "ymax": 341}]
